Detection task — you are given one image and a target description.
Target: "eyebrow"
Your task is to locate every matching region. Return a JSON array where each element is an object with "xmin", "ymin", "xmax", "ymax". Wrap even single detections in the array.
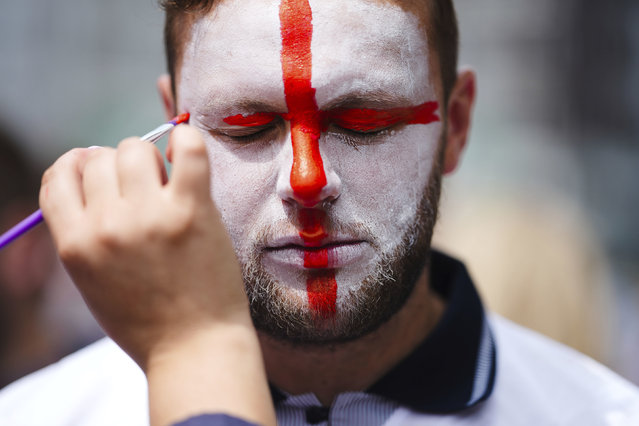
[
  {"xmin": 196, "ymin": 98, "xmax": 287, "ymax": 120},
  {"xmin": 319, "ymin": 90, "xmax": 416, "ymax": 111},
  {"xmin": 198, "ymin": 89, "xmax": 419, "ymax": 121}
]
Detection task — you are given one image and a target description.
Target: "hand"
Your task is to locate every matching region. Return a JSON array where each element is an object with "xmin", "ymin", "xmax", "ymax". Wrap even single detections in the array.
[
  {"xmin": 39, "ymin": 125, "xmax": 275, "ymax": 425},
  {"xmin": 40, "ymin": 125, "xmax": 246, "ymax": 365}
]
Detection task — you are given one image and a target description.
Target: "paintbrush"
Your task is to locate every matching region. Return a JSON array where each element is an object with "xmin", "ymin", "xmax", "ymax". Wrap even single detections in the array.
[{"xmin": 0, "ymin": 113, "xmax": 190, "ymax": 250}]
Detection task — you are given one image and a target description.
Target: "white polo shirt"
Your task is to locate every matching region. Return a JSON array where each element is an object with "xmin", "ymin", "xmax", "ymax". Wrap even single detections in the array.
[{"xmin": 1, "ymin": 252, "xmax": 637, "ymax": 425}]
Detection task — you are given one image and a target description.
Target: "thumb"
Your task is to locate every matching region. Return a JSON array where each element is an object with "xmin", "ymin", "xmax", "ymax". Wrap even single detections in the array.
[{"xmin": 167, "ymin": 125, "xmax": 211, "ymax": 202}]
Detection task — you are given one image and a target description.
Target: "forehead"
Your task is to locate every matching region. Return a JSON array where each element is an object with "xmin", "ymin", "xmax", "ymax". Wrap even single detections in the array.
[{"xmin": 178, "ymin": 0, "xmax": 433, "ymax": 111}]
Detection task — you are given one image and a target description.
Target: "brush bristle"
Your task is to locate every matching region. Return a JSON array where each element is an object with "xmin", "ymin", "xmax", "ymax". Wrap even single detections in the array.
[{"xmin": 171, "ymin": 112, "xmax": 190, "ymax": 125}]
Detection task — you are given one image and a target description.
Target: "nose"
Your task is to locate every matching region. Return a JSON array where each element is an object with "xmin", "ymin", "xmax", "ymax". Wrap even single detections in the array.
[{"xmin": 276, "ymin": 123, "xmax": 341, "ymax": 208}]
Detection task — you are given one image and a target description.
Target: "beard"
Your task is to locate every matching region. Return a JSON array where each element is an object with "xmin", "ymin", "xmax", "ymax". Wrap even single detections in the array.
[{"xmin": 242, "ymin": 154, "xmax": 443, "ymax": 346}]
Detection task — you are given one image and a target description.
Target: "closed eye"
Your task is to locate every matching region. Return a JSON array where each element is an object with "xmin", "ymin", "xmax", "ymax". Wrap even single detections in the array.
[
  {"xmin": 215, "ymin": 112, "xmax": 283, "ymax": 143},
  {"xmin": 214, "ymin": 124, "xmax": 280, "ymax": 143},
  {"xmin": 325, "ymin": 107, "xmax": 407, "ymax": 133},
  {"xmin": 327, "ymin": 124, "xmax": 393, "ymax": 147},
  {"xmin": 332, "ymin": 123, "xmax": 393, "ymax": 135}
]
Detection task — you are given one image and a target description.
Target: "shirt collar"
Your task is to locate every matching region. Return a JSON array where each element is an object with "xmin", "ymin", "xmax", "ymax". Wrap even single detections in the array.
[
  {"xmin": 367, "ymin": 250, "xmax": 497, "ymax": 412},
  {"xmin": 270, "ymin": 250, "xmax": 497, "ymax": 413}
]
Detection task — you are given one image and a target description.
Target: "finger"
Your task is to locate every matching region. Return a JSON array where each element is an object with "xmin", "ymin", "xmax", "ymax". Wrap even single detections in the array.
[
  {"xmin": 116, "ymin": 137, "xmax": 167, "ymax": 200},
  {"xmin": 82, "ymin": 147, "xmax": 119, "ymax": 212},
  {"xmin": 167, "ymin": 125, "xmax": 211, "ymax": 202},
  {"xmin": 39, "ymin": 148, "xmax": 88, "ymax": 241}
]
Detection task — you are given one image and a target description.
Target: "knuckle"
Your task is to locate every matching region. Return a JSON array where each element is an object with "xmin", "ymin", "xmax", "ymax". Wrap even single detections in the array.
[
  {"xmin": 94, "ymin": 227, "xmax": 122, "ymax": 250},
  {"xmin": 68, "ymin": 147, "xmax": 86, "ymax": 158},
  {"xmin": 57, "ymin": 235, "xmax": 88, "ymax": 266},
  {"xmin": 93, "ymin": 215, "xmax": 128, "ymax": 249},
  {"xmin": 118, "ymin": 136, "xmax": 144, "ymax": 149},
  {"xmin": 41, "ymin": 147, "xmax": 83, "ymax": 186},
  {"xmin": 40, "ymin": 167, "xmax": 54, "ymax": 187},
  {"xmin": 68, "ymin": 147, "xmax": 89, "ymax": 166},
  {"xmin": 161, "ymin": 204, "xmax": 198, "ymax": 240},
  {"xmin": 177, "ymin": 133, "xmax": 207, "ymax": 157},
  {"xmin": 188, "ymin": 141, "xmax": 208, "ymax": 159},
  {"xmin": 118, "ymin": 137, "xmax": 155, "ymax": 165},
  {"xmin": 86, "ymin": 145, "xmax": 114, "ymax": 161}
]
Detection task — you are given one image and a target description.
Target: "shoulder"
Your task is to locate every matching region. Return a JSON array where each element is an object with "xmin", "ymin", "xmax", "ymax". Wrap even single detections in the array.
[
  {"xmin": 385, "ymin": 315, "xmax": 639, "ymax": 426},
  {"xmin": 489, "ymin": 314, "xmax": 639, "ymax": 425},
  {"xmin": 0, "ymin": 337, "xmax": 148, "ymax": 426}
]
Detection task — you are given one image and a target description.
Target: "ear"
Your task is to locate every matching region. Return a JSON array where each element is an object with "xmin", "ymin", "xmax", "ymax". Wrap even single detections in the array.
[
  {"xmin": 157, "ymin": 74, "xmax": 177, "ymax": 121},
  {"xmin": 443, "ymin": 68, "xmax": 476, "ymax": 174}
]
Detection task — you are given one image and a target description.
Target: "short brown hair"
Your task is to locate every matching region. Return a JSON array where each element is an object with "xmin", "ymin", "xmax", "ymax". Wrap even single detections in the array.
[{"xmin": 160, "ymin": 0, "xmax": 458, "ymax": 103}]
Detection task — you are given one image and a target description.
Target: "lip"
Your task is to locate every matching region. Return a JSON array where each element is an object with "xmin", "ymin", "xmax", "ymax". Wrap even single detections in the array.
[
  {"xmin": 263, "ymin": 238, "xmax": 368, "ymax": 269},
  {"xmin": 266, "ymin": 234, "xmax": 360, "ymax": 248}
]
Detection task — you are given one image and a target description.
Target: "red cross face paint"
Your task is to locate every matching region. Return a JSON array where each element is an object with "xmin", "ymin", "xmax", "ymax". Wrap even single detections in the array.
[
  {"xmin": 177, "ymin": 0, "xmax": 443, "ymax": 327},
  {"xmin": 219, "ymin": 0, "xmax": 439, "ymax": 318}
]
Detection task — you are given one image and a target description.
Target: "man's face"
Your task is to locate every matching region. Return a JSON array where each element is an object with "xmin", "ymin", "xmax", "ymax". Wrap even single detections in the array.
[{"xmin": 176, "ymin": 0, "xmax": 443, "ymax": 343}]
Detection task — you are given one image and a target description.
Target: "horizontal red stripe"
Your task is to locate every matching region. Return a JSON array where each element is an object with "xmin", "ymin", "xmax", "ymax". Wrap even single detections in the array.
[
  {"xmin": 324, "ymin": 101, "xmax": 439, "ymax": 132},
  {"xmin": 221, "ymin": 101, "xmax": 439, "ymax": 133},
  {"xmin": 223, "ymin": 112, "xmax": 278, "ymax": 127}
]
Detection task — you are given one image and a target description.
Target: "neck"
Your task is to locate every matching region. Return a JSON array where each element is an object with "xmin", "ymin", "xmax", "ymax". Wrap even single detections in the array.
[{"xmin": 259, "ymin": 269, "xmax": 445, "ymax": 406}]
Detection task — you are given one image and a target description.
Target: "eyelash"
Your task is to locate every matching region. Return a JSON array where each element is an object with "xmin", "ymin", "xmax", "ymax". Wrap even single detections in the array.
[
  {"xmin": 214, "ymin": 124, "xmax": 280, "ymax": 144},
  {"xmin": 329, "ymin": 125, "xmax": 393, "ymax": 146},
  {"xmin": 228, "ymin": 127, "xmax": 273, "ymax": 142},
  {"xmin": 210, "ymin": 122, "xmax": 394, "ymax": 146}
]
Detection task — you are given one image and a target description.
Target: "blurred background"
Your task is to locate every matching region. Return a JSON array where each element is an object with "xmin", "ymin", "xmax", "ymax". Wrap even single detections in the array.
[{"xmin": 0, "ymin": 0, "xmax": 637, "ymax": 386}]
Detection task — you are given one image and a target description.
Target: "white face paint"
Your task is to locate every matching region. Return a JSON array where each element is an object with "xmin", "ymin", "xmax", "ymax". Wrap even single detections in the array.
[{"xmin": 178, "ymin": 0, "xmax": 442, "ymax": 323}]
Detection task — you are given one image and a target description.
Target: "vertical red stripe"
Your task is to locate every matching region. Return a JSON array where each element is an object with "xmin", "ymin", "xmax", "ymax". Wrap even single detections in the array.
[
  {"xmin": 298, "ymin": 208, "xmax": 327, "ymax": 245},
  {"xmin": 279, "ymin": 0, "xmax": 326, "ymax": 204},
  {"xmin": 306, "ymin": 274, "xmax": 338, "ymax": 318},
  {"xmin": 279, "ymin": 0, "xmax": 337, "ymax": 319},
  {"xmin": 275, "ymin": 0, "xmax": 438, "ymax": 319},
  {"xmin": 298, "ymin": 208, "xmax": 337, "ymax": 318},
  {"xmin": 304, "ymin": 248, "xmax": 329, "ymax": 268}
]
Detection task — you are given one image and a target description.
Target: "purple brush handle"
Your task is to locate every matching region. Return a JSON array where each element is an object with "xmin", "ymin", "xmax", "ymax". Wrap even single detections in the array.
[
  {"xmin": 0, "ymin": 209, "xmax": 43, "ymax": 250},
  {"xmin": 0, "ymin": 115, "xmax": 189, "ymax": 251}
]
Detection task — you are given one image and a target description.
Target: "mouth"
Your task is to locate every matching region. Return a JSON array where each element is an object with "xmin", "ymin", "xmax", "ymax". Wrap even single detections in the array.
[{"xmin": 263, "ymin": 239, "xmax": 368, "ymax": 269}]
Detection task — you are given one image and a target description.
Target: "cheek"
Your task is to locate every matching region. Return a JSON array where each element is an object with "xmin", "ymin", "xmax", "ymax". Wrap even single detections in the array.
[
  {"xmin": 203, "ymin": 140, "xmax": 279, "ymax": 249},
  {"xmin": 330, "ymin": 125, "xmax": 440, "ymax": 236}
]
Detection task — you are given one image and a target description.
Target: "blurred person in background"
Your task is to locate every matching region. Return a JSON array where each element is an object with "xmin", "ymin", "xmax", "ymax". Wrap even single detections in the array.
[{"xmin": 0, "ymin": 124, "xmax": 101, "ymax": 388}]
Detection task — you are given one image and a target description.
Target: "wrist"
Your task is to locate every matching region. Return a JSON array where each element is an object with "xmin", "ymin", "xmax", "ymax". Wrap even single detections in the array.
[
  {"xmin": 146, "ymin": 313, "xmax": 258, "ymax": 373},
  {"xmin": 145, "ymin": 318, "xmax": 275, "ymax": 426}
]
